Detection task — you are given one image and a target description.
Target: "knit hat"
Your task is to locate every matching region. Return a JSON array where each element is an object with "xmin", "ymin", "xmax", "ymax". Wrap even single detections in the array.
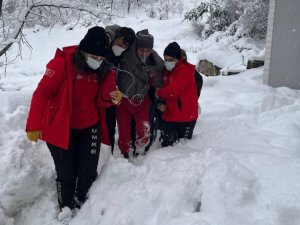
[
  {"xmin": 136, "ymin": 29, "xmax": 154, "ymax": 49},
  {"xmin": 79, "ymin": 26, "xmax": 109, "ymax": 57},
  {"xmin": 163, "ymin": 42, "xmax": 182, "ymax": 60},
  {"xmin": 116, "ymin": 27, "xmax": 136, "ymax": 47}
]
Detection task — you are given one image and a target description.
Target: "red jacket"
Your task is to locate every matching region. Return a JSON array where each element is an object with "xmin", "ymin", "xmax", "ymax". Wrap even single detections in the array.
[
  {"xmin": 157, "ymin": 60, "xmax": 198, "ymax": 122},
  {"xmin": 26, "ymin": 46, "xmax": 116, "ymax": 149}
]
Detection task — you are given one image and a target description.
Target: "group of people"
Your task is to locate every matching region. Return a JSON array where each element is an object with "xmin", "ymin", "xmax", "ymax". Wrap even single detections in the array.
[{"xmin": 25, "ymin": 25, "xmax": 201, "ymax": 220}]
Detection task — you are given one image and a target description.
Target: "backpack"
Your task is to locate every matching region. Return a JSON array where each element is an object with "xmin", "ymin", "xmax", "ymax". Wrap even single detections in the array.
[{"xmin": 195, "ymin": 69, "xmax": 203, "ymax": 98}]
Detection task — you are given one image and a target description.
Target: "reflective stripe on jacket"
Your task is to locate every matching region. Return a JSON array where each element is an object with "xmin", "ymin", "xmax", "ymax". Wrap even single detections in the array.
[{"xmin": 26, "ymin": 46, "xmax": 116, "ymax": 149}]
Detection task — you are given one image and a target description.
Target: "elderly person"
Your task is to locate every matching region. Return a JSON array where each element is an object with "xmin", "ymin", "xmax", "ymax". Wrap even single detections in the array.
[{"xmin": 117, "ymin": 29, "xmax": 163, "ymax": 159}]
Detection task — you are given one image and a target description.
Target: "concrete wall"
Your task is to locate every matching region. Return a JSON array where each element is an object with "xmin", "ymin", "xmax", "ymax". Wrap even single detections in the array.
[{"xmin": 263, "ymin": 0, "xmax": 300, "ymax": 89}]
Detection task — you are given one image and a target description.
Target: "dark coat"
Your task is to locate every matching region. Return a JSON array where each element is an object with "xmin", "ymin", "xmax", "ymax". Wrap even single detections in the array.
[
  {"xmin": 105, "ymin": 25, "xmax": 122, "ymax": 68},
  {"xmin": 117, "ymin": 42, "xmax": 163, "ymax": 98}
]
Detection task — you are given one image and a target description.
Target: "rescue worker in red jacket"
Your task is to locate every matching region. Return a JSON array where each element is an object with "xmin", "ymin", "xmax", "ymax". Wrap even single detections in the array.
[
  {"xmin": 104, "ymin": 25, "xmax": 136, "ymax": 155},
  {"xmin": 156, "ymin": 42, "xmax": 198, "ymax": 147},
  {"xmin": 26, "ymin": 26, "xmax": 121, "ymax": 213}
]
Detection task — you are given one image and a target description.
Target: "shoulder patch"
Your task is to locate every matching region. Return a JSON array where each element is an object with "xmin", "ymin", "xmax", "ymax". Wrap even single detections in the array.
[
  {"xmin": 76, "ymin": 74, "xmax": 83, "ymax": 80},
  {"xmin": 45, "ymin": 68, "xmax": 55, "ymax": 77}
]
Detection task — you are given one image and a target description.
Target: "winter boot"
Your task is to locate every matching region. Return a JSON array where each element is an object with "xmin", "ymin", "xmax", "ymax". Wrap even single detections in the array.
[
  {"xmin": 58, "ymin": 207, "xmax": 72, "ymax": 225},
  {"xmin": 123, "ymin": 148, "xmax": 135, "ymax": 162}
]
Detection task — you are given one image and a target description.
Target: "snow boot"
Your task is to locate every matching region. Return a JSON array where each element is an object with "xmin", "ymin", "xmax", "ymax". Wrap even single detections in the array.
[{"xmin": 58, "ymin": 207, "xmax": 72, "ymax": 225}]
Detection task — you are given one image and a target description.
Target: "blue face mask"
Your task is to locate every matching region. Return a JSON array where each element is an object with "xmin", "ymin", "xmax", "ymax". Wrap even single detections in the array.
[
  {"xmin": 164, "ymin": 60, "xmax": 177, "ymax": 71},
  {"xmin": 86, "ymin": 57, "xmax": 102, "ymax": 70}
]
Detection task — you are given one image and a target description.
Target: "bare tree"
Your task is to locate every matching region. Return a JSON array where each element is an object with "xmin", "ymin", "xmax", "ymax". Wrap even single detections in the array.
[
  {"xmin": 0, "ymin": 0, "xmax": 112, "ymax": 66},
  {"xmin": 136, "ymin": 0, "xmax": 141, "ymax": 7}
]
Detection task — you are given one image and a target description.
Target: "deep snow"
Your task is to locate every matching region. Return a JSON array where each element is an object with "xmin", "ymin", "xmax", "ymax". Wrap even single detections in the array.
[{"xmin": 1, "ymin": 9, "xmax": 300, "ymax": 225}]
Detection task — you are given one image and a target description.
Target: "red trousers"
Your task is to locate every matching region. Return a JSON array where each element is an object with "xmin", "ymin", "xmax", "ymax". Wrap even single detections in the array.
[{"xmin": 116, "ymin": 97, "xmax": 151, "ymax": 154}]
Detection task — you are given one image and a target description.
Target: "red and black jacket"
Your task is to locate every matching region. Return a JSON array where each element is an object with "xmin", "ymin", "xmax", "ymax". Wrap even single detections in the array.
[
  {"xmin": 156, "ymin": 59, "xmax": 198, "ymax": 122},
  {"xmin": 26, "ymin": 46, "xmax": 116, "ymax": 149}
]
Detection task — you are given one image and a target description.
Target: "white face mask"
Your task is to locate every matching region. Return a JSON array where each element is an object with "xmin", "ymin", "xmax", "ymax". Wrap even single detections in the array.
[
  {"xmin": 164, "ymin": 60, "xmax": 177, "ymax": 71},
  {"xmin": 86, "ymin": 57, "xmax": 102, "ymax": 70},
  {"xmin": 140, "ymin": 55, "xmax": 147, "ymax": 64},
  {"xmin": 112, "ymin": 45, "xmax": 126, "ymax": 56},
  {"xmin": 137, "ymin": 49, "xmax": 151, "ymax": 64}
]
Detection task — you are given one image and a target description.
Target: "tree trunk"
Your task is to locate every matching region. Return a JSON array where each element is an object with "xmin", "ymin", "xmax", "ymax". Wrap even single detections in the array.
[
  {"xmin": 111, "ymin": 0, "xmax": 114, "ymax": 12},
  {"xmin": 0, "ymin": 0, "xmax": 3, "ymax": 17},
  {"xmin": 127, "ymin": 0, "xmax": 131, "ymax": 13}
]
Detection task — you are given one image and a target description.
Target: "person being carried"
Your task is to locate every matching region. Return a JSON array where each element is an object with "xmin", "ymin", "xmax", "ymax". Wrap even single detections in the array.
[{"xmin": 117, "ymin": 29, "xmax": 163, "ymax": 159}]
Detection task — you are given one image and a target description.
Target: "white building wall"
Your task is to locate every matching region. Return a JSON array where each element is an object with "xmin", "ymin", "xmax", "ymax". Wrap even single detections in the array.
[{"xmin": 263, "ymin": 0, "xmax": 300, "ymax": 89}]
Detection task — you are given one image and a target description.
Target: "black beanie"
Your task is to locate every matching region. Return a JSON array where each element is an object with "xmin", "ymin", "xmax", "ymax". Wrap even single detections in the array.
[
  {"xmin": 163, "ymin": 42, "xmax": 182, "ymax": 60},
  {"xmin": 136, "ymin": 29, "xmax": 154, "ymax": 49},
  {"xmin": 116, "ymin": 27, "xmax": 136, "ymax": 47},
  {"xmin": 79, "ymin": 26, "xmax": 109, "ymax": 57}
]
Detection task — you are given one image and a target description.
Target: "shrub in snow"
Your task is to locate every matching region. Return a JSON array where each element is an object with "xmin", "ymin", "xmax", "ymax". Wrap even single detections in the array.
[
  {"xmin": 146, "ymin": 5, "xmax": 157, "ymax": 18},
  {"xmin": 145, "ymin": 0, "xmax": 184, "ymax": 20},
  {"xmin": 235, "ymin": 0, "xmax": 270, "ymax": 40},
  {"xmin": 186, "ymin": 0, "xmax": 270, "ymax": 40},
  {"xmin": 184, "ymin": 2, "xmax": 232, "ymax": 39},
  {"xmin": 216, "ymin": 0, "xmax": 244, "ymax": 21}
]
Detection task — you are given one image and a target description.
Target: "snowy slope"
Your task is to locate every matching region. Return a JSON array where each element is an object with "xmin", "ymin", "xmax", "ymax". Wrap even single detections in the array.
[{"xmin": 1, "ymin": 11, "xmax": 300, "ymax": 225}]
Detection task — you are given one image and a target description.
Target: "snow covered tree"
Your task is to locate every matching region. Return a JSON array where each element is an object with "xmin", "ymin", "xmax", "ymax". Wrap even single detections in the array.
[
  {"xmin": 107, "ymin": 0, "xmax": 142, "ymax": 14},
  {"xmin": 235, "ymin": 0, "xmax": 269, "ymax": 39},
  {"xmin": 184, "ymin": 2, "xmax": 232, "ymax": 39},
  {"xmin": 216, "ymin": 0, "xmax": 243, "ymax": 21},
  {"xmin": 185, "ymin": 0, "xmax": 269, "ymax": 40},
  {"xmin": 0, "ymin": 0, "xmax": 112, "ymax": 66},
  {"xmin": 145, "ymin": 0, "xmax": 184, "ymax": 20}
]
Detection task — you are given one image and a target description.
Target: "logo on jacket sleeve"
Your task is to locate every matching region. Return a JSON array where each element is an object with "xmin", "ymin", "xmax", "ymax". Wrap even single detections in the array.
[
  {"xmin": 45, "ymin": 68, "xmax": 55, "ymax": 77},
  {"xmin": 76, "ymin": 74, "xmax": 84, "ymax": 80}
]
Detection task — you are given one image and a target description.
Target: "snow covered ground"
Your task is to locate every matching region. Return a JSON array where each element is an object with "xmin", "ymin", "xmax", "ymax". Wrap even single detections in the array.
[{"xmin": 1, "ymin": 10, "xmax": 300, "ymax": 225}]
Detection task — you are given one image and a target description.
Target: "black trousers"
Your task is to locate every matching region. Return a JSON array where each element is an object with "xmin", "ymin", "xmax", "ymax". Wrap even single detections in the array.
[
  {"xmin": 47, "ymin": 123, "xmax": 100, "ymax": 209},
  {"xmin": 105, "ymin": 105, "xmax": 117, "ymax": 154},
  {"xmin": 160, "ymin": 120, "xmax": 196, "ymax": 147}
]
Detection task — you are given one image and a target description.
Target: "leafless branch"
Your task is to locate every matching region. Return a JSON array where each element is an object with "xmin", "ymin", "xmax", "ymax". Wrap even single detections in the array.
[{"xmin": 0, "ymin": 1, "xmax": 112, "ymax": 58}]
